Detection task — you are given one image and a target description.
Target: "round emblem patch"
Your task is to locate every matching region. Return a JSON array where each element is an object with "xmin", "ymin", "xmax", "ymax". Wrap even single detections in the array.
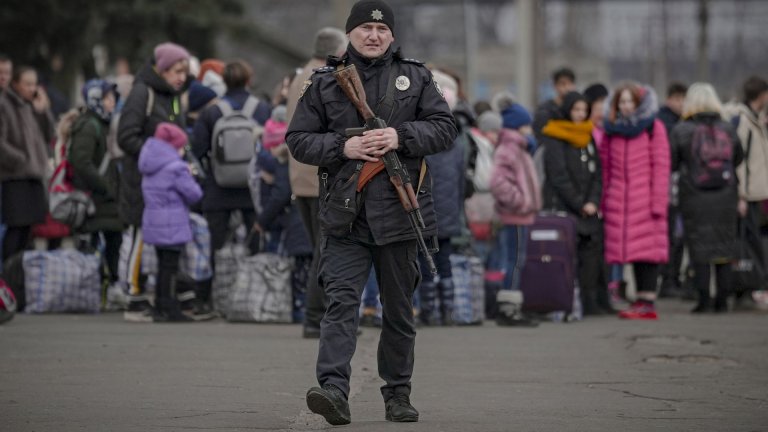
[{"xmin": 395, "ymin": 75, "xmax": 411, "ymax": 91}]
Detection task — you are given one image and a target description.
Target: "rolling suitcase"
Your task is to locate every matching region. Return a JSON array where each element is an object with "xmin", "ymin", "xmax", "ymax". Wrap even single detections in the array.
[{"xmin": 519, "ymin": 213, "xmax": 577, "ymax": 314}]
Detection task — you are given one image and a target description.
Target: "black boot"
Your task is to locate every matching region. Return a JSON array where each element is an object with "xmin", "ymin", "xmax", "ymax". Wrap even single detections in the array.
[
  {"xmin": 691, "ymin": 289, "xmax": 711, "ymax": 313},
  {"xmin": 713, "ymin": 286, "xmax": 728, "ymax": 313},
  {"xmin": 306, "ymin": 384, "xmax": 351, "ymax": 425},
  {"xmin": 385, "ymin": 394, "xmax": 419, "ymax": 422},
  {"xmin": 154, "ymin": 271, "xmax": 192, "ymax": 323},
  {"xmin": 580, "ymin": 289, "xmax": 604, "ymax": 316},
  {"xmin": 153, "ymin": 297, "xmax": 193, "ymax": 322},
  {"xmin": 595, "ymin": 285, "xmax": 617, "ymax": 314},
  {"xmin": 182, "ymin": 277, "xmax": 215, "ymax": 321}
]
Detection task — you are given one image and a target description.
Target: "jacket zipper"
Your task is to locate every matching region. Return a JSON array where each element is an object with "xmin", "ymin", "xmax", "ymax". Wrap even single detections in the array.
[{"xmin": 623, "ymin": 137, "xmax": 629, "ymax": 262}]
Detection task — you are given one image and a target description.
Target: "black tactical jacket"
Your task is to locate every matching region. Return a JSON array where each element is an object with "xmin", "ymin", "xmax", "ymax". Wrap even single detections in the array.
[{"xmin": 287, "ymin": 46, "xmax": 457, "ymax": 245}]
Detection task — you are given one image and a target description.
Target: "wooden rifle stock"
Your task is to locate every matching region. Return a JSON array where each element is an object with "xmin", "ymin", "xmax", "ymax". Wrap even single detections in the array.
[{"xmin": 334, "ymin": 65, "xmax": 376, "ymax": 121}]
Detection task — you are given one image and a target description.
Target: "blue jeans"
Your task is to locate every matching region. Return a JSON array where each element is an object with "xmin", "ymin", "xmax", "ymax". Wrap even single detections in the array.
[
  {"xmin": 497, "ymin": 225, "xmax": 529, "ymax": 291},
  {"xmin": 362, "ymin": 267, "xmax": 379, "ymax": 308}
]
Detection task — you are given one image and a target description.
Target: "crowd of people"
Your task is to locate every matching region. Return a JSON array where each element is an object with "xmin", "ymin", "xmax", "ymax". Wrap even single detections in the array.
[
  {"xmin": 4, "ymin": 0, "xmax": 768, "ymax": 425},
  {"xmin": 2, "ymin": 27, "xmax": 768, "ymax": 328}
]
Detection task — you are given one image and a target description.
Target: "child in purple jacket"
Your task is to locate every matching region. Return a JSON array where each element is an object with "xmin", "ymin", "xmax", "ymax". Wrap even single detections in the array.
[{"xmin": 139, "ymin": 123, "xmax": 203, "ymax": 322}]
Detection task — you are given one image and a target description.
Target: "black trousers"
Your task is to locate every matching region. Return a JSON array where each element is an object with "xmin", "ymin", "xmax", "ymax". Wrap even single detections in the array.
[
  {"xmin": 577, "ymin": 232, "xmax": 607, "ymax": 296},
  {"xmin": 692, "ymin": 262, "xmax": 731, "ymax": 301},
  {"xmin": 204, "ymin": 210, "xmax": 259, "ymax": 300},
  {"xmin": 745, "ymin": 201, "xmax": 766, "ymax": 281},
  {"xmin": 633, "ymin": 261, "xmax": 660, "ymax": 293},
  {"xmin": 296, "ymin": 197, "xmax": 325, "ymax": 328},
  {"xmin": 92, "ymin": 231, "xmax": 122, "ymax": 283},
  {"xmin": 661, "ymin": 205, "xmax": 685, "ymax": 286},
  {"xmin": 156, "ymin": 247, "xmax": 182, "ymax": 301},
  {"xmin": 2, "ymin": 226, "xmax": 31, "ymax": 265},
  {"xmin": 316, "ymin": 235, "xmax": 420, "ymax": 401}
]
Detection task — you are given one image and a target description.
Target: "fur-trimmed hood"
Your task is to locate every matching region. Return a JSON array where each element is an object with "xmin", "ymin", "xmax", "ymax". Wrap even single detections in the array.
[
  {"xmin": 604, "ymin": 84, "xmax": 658, "ymax": 126},
  {"xmin": 604, "ymin": 84, "xmax": 659, "ymax": 137}
]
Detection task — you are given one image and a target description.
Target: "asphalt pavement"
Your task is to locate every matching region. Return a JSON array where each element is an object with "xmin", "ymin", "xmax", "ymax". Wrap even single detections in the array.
[{"xmin": 1, "ymin": 300, "xmax": 767, "ymax": 432}]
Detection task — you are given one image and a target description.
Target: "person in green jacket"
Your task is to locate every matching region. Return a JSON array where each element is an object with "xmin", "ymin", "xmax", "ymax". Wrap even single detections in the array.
[{"xmin": 68, "ymin": 79, "xmax": 122, "ymax": 283}]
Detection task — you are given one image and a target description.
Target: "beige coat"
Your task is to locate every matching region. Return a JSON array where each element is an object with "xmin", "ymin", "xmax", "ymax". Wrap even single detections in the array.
[
  {"xmin": 730, "ymin": 103, "xmax": 768, "ymax": 201},
  {"xmin": 286, "ymin": 58, "xmax": 326, "ymax": 198},
  {"xmin": 0, "ymin": 89, "xmax": 49, "ymax": 182}
]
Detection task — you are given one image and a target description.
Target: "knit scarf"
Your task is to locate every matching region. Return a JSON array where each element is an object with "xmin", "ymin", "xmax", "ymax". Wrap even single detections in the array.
[{"xmin": 542, "ymin": 120, "xmax": 594, "ymax": 148}]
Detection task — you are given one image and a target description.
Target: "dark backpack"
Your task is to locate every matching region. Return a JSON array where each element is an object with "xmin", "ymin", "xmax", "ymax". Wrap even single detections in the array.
[{"xmin": 690, "ymin": 123, "xmax": 735, "ymax": 190}]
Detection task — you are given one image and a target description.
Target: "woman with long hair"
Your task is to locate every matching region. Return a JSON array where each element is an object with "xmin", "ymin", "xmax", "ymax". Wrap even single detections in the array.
[{"xmin": 600, "ymin": 82, "xmax": 670, "ymax": 320}]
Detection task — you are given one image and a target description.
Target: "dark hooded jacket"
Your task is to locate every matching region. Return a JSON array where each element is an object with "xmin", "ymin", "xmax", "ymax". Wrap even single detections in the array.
[
  {"xmin": 68, "ymin": 110, "xmax": 121, "ymax": 232},
  {"xmin": 116, "ymin": 61, "xmax": 191, "ymax": 226},
  {"xmin": 542, "ymin": 92, "xmax": 603, "ymax": 235},
  {"xmin": 670, "ymin": 112, "xmax": 744, "ymax": 263}
]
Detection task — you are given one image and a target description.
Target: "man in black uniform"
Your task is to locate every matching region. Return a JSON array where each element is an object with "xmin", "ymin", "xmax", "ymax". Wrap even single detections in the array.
[{"xmin": 286, "ymin": 0, "xmax": 457, "ymax": 425}]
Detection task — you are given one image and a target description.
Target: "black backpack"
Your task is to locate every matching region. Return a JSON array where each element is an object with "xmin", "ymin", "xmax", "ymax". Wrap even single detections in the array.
[{"xmin": 689, "ymin": 124, "xmax": 735, "ymax": 190}]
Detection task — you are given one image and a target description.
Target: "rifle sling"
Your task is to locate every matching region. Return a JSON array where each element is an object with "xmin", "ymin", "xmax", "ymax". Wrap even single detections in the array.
[{"xmin": 353, "ymin": 61, "xmax": 420, "ymax": 192}]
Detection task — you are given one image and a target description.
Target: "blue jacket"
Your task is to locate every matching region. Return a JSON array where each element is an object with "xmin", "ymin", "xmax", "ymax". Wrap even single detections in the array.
[
  {"xmin": 139, "ymin": 138, "xmax": 203, "ymax": 246},
  {"xmin": 426, "ymin": 133, "xmax": 464, "ymax": 239},
  {"xmin": 257, "ymin": 147, "xmax": 312, "ymax": 256},
  {"xmin": 191, "ymin": 88, "xmax": 271, "ymax": 211}
]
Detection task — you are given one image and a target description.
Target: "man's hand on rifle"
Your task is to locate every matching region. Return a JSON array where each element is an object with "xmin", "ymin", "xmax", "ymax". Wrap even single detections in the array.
[
  {"xmin": 344, "ymin": 136, "xmax": 380, "ymax": 162},
  {"xmin": 344, "ymin": 127, "xmax": 399, "ymax": 161},
  {"xmin": 362, "ymin": 127, "xmax": 399, "ymax": 155}
]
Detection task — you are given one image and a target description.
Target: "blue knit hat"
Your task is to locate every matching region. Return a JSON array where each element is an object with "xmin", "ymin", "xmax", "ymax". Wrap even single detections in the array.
[
  {"xmin": 501, "ymin": 103, "xmax": 532, "ymax": 129},
  {"xmin": 187, "ymin": 81, "xmax": 217, "ymax": 112},
  {"xmin": 82, "ymin": 79, "xmax": 119, "ymax": 121}
]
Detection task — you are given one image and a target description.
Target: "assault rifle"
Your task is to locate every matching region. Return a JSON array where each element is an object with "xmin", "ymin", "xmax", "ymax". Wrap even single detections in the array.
[{"xmin": 333, "ymin": 64, "xmax": 438, "ymax": 277}]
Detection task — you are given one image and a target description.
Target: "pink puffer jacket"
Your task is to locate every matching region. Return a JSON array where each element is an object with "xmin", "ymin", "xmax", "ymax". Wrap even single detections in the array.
[
  {"xmin": 490, "ymin": 129, "xmax": 542, "ymax": 226},
  {"xmin": 599, "ymin": 119, "xmax": 670, "ymax": 264}
]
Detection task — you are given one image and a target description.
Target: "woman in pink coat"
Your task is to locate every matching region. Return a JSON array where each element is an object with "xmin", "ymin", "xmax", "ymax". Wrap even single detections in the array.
[{"xmin": 600, "ymin": 82, "xmax": 670, "ymax": 320}]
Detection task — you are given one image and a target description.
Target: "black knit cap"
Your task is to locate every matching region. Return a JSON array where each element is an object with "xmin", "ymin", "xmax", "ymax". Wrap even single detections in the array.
[{"xmin": 345, "ymin": 0, "xmax": 395, "ymax": 34}]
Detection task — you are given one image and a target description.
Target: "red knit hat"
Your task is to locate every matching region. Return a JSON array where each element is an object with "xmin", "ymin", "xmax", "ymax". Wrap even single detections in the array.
[
  {"xmin": 154, "ymin": 122, "xmax": 188, "ymax": 150},
  {"xmin": 198, "ymin": 59, "xmax": 225, "ymax": 81}
]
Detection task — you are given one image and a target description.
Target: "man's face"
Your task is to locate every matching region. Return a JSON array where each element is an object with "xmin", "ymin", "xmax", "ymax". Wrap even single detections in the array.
[
  {"xmin": 667, "ymin": 94, "xmax": 685, "ymax": 115},
  {"xmin": 0, "ymin": 61, "xmax": 12, "ymax": 90},
  {"xmin": 554, "ymin": 77, "xmax": 575, "ymax": 100},
  {"xmin": 160, "ymin": 60, "xmax": 189, "ymax": 92},
  {"xmin": 12, "ymin": 70, "xmax": 37, "ymax": 102},
  {"xmin": 348, "ymin": 22, "xmax": 394, "ymax": 59},
  {"xmin": 757, "ymin": 91, "xmax": 768, "ymax": 112}
]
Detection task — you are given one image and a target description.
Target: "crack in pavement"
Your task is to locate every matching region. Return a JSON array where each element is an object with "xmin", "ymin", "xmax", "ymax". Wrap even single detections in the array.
[
  {"xmin": 724, "ymin": 393, "xmax": 768, "ymax": 404},
  {"xmin": 604, "ymin": 388, "xmax": 685, "ymax": 404}
]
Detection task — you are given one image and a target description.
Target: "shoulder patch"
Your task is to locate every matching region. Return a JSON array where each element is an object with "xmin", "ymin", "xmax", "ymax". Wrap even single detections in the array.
[
  {"xmin": 400, "ymin": 58, "xmax": 425, "ymax": 66},
  {"xmin": 312, "ymin": 66, "xmax": 335, "ymax": 74},
  {"xmin": 431, "ymin": 74, "xmax": 444, "ymax": 98},
  {"xmin": 299, "ymin": 79, "xmax": 312, "ymax": 99}
]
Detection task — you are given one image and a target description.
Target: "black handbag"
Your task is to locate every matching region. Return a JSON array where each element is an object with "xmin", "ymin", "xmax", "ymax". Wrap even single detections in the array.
[{"xmin": 731, "ymin": 218, "xmax": 766, "ymax": 294}]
